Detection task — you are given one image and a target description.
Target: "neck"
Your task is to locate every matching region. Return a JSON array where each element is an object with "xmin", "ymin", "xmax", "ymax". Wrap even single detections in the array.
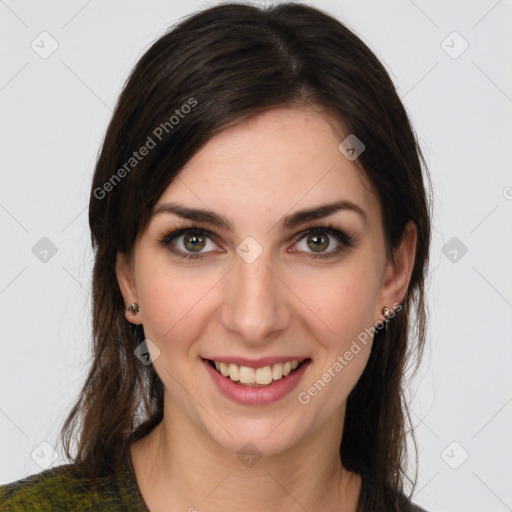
[{"xmin": 130, "ymin": 395, "xmax": 361, "ymax": 512}]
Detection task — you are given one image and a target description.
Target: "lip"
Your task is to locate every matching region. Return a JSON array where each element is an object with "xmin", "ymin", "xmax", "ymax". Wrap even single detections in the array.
[{"xmin": 202, "ymin": 357, "xmax": 311, "ymax": 405}]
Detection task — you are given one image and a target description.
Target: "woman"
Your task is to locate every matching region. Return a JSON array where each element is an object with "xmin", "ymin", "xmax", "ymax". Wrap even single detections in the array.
[{"xmin": 0, "ymin": 2, "xmax": 432, "ymax": 511}]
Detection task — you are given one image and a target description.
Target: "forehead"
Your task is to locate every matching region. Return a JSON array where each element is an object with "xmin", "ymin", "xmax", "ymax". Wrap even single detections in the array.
[{"xmin": 156, "ymin": 106, "xmax": 380, "ymax": 231}]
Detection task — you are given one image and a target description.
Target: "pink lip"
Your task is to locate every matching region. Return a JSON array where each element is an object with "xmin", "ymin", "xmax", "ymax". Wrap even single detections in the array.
[
  {"xmin": 201, "ymin": 355, "xmax": 309, "ymax": 368},
  {"xmin": 202, "ymin": 358, "xmax": 311, "ymax": 405}
]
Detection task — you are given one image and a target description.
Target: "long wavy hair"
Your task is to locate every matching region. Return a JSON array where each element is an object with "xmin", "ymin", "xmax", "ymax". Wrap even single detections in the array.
[{"xmin": 61, "ymin": 3, "xmax": 432, "ymax": 510}]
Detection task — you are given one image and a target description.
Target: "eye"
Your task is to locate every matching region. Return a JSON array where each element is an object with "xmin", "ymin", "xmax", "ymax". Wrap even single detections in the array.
[
  {"xmin": 159, "ymin": 223, "xmax": 355, "ymax": 260},
  {"xmin": 292, "ymin": 224, "xmax": 354, "ymax": 259},
  {"xmin": 160, "ymin": 227, "xmax": 219, "ymax": 259}
]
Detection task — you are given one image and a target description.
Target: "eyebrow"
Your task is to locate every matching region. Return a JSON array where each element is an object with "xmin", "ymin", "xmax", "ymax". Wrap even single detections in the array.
[{"xmin": 151, "ymin": 199, "xmax": 367, "ymax": 231}]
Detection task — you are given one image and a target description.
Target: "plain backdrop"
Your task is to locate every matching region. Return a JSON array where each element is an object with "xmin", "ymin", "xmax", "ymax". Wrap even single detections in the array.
[{"xmin": 1, "ymin": 1, "xmax": 511, "ymax": 511}]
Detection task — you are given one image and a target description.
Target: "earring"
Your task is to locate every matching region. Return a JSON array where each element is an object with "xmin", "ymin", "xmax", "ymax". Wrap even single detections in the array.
[
  {"xmin": 382, "ymin": 306, "xmax": 391, "ymax": 322},
  {"xmin": 126, "ymin": 303, "xmax": 141, "ymax": 315}
]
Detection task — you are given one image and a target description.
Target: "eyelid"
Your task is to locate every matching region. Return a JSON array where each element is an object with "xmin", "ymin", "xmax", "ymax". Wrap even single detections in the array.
[
  {"xmin": 291, "ymin": 224, "xmax": 355, "ymax": 258},
  {"xmin": 160, "ymin": 226, "xmax": 216, "ymax": 247},
  {"xmin": 159, "ymin": 226, "xmax": 218, "ymax": 260}
]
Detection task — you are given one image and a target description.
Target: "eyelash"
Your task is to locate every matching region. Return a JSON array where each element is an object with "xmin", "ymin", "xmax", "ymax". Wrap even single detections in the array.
[{"xmin": 158, "ymin": 222, "xmax": 355, "ymax": 260}]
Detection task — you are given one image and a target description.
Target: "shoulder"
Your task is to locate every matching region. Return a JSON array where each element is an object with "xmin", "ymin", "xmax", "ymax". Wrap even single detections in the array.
[
  {"xmin": 390, "ymin": 488, "xmax": 431, "ymax": 512},
  {"xmin": 0, "ymin": 463, "xmax": 128, "ymax": 511},
  {"xmin": 399, "ymin": 492, "xmax": 429, "ymax": 512},
  {"xmin": 400, "ymin": 492, "xmax": 429, "ymax": 512},
  {"xmin": 358, "ymin": 478, "xmax": 430, "ymax": 512},
  {"xmin": 1, "ymin": 464, "xmax": 80, "ymax": 511}
]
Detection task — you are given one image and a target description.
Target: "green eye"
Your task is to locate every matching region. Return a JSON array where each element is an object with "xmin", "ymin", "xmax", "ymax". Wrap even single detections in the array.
[{"xmin": 160, "ymin": 224, "xmax": 354, "ymax": 260}]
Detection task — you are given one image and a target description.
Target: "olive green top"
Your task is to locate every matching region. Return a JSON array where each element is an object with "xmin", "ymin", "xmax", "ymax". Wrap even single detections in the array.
[
  {"xmin": 0, "ymin": 448, "xmax": 429, "ymax": 511},
  {"xmin": 0, "ymin": 447, "xmax": 149, "ymax": 511}
]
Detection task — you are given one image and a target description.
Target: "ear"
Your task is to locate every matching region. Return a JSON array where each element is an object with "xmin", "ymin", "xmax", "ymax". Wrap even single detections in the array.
[
  {"xmin": 375, "ymin": 220, "xmax": 417, "ymax": 322},
  {"xmin": 115, "ymin": 251, "xmax": 143, "ymax": 325}
]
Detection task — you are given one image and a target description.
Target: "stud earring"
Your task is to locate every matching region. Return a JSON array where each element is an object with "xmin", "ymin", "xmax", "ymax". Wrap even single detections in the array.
[
  {"xmin": 382, "ymin": 306, "xmax": 391, "ymax": 322},
  {"xmin": 126, "ymin": 303, "xmax": 141, "ymax": 315}
]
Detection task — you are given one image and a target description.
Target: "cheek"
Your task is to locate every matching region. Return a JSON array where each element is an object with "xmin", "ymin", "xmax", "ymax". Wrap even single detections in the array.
[
  {"xmin": 290, "ymin": 262, "xmax": 379, "ymax": 404},
  {"xmin": 134, "ymin": 258, "xmax": 220, "ymax": 351},
  {"xmin": 296, "ymin": 277, "xmax": 375, "ymax": 415},
  {"xmin": 291, "ymin": 260, "xmax": 381, "ymax": 345}
]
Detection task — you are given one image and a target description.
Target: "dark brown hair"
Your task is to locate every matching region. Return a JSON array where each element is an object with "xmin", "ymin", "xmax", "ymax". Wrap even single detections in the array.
[{"xmin": 61, "ymin": 3, "xmax": 432, "ymax": 510}]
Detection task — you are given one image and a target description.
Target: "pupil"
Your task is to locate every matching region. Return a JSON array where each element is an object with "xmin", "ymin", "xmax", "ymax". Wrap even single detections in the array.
[
  {"xmin": 186, "ymin": 234, "xmax": 204, "ymax": 251},
  {"xmin": 309, "ymin": 234, "xmax": 328, "ymax": 252}
]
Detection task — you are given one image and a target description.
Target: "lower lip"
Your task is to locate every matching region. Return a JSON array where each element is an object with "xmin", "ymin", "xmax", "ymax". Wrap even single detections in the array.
[{"xmin": 202, "ymin": 359, "xmax": 311, "ymax": 405}]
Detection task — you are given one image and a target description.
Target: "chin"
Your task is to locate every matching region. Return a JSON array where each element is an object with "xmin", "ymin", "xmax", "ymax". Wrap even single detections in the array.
[{"xmin": 204, "ymin": 413, "xmax": 311, "ymax": 461}]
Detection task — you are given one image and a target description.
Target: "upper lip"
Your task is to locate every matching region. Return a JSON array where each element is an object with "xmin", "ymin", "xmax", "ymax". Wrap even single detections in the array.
[{"xmin": 202, "ymin": 356, "xmax": 310, "ymax": 368}]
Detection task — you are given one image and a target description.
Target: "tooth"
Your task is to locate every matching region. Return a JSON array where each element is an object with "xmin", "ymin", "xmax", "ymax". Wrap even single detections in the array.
[
  {"xmin": 255, "ymin": 366, "xmax": 273, "ymax": 385},
  {"xmin": 219, "ymin": 362, "xmax": 229, "ymax": 377},
  {"xmin": 272, "ymin": 363, "xmax": 283, "ymax": 380},
  {"xmin": 239, "ymin": 366, "xmax": 255, "ymax": 384},
  {"xmin": 228, "ymin": 363, "xmax": 239, "ymax": 381},
  {"xmin": 214, "ymin": 359, "xmax": 303, "ymax": 384}
]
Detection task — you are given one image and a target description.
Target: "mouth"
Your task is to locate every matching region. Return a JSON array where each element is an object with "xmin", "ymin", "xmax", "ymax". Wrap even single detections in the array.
[{"xmin": 203, "ymin": 358, "xmax": 311, "ymax": 388}]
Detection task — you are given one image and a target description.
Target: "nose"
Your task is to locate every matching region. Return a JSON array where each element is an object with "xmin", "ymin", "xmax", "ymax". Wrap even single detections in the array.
[{"xmin": 220, "ymin": 247, "xmax": 291, "ymax": 345}]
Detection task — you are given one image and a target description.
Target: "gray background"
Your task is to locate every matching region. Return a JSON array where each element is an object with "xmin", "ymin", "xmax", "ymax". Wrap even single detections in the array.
[{"xmin": 1, "ymin": 1, "xmax": 511, "ymax": 511}]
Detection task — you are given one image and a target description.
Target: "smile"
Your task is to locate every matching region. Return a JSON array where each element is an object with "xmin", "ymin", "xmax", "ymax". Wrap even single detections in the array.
[{"xmin": 206, "ymin": 358, "xmax": 309, "ymax": 387}]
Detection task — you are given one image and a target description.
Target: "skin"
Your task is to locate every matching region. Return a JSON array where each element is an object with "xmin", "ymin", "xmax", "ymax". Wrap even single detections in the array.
[{"xmin": 116, "ymin": 105, "xmax": 417, "ymax": 512}]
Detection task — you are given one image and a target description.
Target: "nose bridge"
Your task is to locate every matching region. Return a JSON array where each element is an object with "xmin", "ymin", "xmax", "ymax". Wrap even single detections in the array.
[{"xmin": 220, "ymin": 243, "xmax": 288, "ymax": 343}]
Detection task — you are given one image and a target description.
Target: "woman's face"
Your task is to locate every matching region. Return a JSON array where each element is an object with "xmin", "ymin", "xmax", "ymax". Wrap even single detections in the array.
[{"xmin": 117, "ymin": 106, "xmax": 415, "ymax": 457}]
